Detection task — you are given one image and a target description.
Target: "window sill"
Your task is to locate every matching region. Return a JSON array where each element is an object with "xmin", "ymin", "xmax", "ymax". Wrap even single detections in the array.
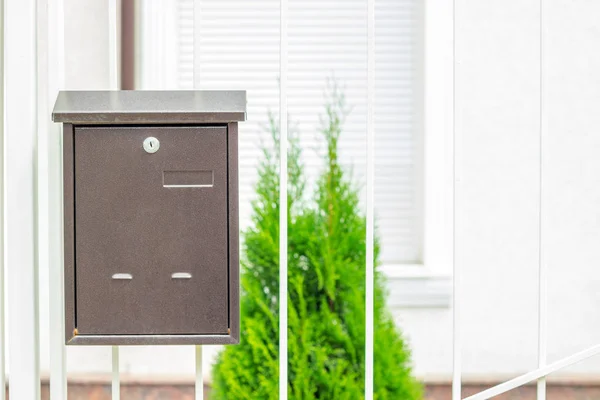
[{"xmin": 379, "ymin": 264, "xmax": 452, "ymax": 309}]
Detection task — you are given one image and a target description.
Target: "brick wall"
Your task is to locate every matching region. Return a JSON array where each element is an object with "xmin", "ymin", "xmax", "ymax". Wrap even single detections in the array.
[{"xmin": 5, "ymin": 381, "xmax": 600, "ymax": 399}]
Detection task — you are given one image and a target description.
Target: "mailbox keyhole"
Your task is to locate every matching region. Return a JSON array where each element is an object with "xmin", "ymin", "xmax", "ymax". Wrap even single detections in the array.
[{"xmin": 143, "ymin": 137, "xmax": 160, "ymax": 154}]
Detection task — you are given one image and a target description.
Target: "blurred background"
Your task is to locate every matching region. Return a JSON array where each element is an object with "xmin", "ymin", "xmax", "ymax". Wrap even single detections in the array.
[{"xmin": 27, "ymin": 0, "xmax": 600, "ymax": 398}]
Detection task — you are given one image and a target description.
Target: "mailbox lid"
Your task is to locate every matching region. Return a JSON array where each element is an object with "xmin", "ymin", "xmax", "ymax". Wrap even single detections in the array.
[
  {"xmin": 73, "ymin": 125, "xmax": 230, "ymax": 335},
  {"xmin": 52, "ymin": 90, "xmax": 246, "ymax": 124}
]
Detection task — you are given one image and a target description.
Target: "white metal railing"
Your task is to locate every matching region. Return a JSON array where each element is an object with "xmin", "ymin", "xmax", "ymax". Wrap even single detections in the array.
[
  {"xmin": 6, "ymin": 0, "xmax": 40, "ymax": 399},
  {"xmin": 47, "ymin": 0, "xmax": 67, "ymax": 395},
  {"xmin": 0, "ymin": 1, "xmax": 5, "ymax": 398},
  {"xmin": 108, "ymin": 1, "xmax": 121, "ymax": 398},
  {"xmin": 537, "ymin": 1, "xmax": 548, "ymax": 399},
  {"xmin": 278, "ymin": 0, "xmax": 289, "ymax": 398},
  {"xmin": 193, "ymin": 2, "xmax": 204, "ymax": 399},
  {"xmin": 451, "ymin": 0, "xmax": 461, "ymax": 398},
  {"xmin": 0, "ymin": 0, "xmax": 597, "ymax": 399},
  {"xmin": 365, "ymin": 0, "xmax": 375, "ymax": 397}
]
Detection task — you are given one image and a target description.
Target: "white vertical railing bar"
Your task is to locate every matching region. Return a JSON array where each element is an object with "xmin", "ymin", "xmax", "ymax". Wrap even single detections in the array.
[
  {"xmin": 279, "ymin": 0, "xmax": 288, "ymax": 397},
  {"xmin": 195, "ymin": 345, "xmax": 203, "ymax": 400},
  {"xmin": 537, "ymin": 0, "xmax": 547, "ymax": 398},
  {"xmin": 111, "ymin": 346, "xmax": 119, "ymax": 400},
  {"xmin": 6, "ymin": 0, "xmax": 41, "ymax": 397},
  {"xmin": 108, "ymin": 0, "xmax": 120, "ymax": 90},
  {"xmin": 192, "ymin": 2, "xmax": 204, "ymax": 396},
  {"xmin": 451, "ymin": 0, "xmax": 462, "ymax": 398},
  {"xmin": 0, "ymin": 0, "xmax": 5, "ymax": 397},
  {"xmin": 193, "ymin": 0, "xmax": 201, "ymax": 88},
  {"xmin": 365, "ymin": 0, "xmax": 375, "ymax": 396},
  {"xmin": 47, "ymin": 0, "xmax": 67, "ymax": 396},
  {"xmin": 108, "ymin": 1, "xmax": 120, "ymax": 398},
  {"xmin": 35, "ymin": 0, "xmax": 50, "ymax": 397}
]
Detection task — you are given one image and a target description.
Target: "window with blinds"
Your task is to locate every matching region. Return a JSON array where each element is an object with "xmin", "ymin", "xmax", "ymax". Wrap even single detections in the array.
[{"xmin": 149, "ymin": 0, "xmax": 421, "ymax": 265}]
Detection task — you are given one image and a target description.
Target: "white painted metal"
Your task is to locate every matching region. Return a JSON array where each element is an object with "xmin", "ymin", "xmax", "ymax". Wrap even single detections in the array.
[
  {"xmin": 195, "ymin": 345, "xmax": 203, "ymax": 400},
  {"xmin": 0, "ymin": 0, "xmax": 5, "ymax": 397},
  {"xmin": 112, "ymin": 346, "xmax": 120, "ymax": 400},
  {"xmin": 451, "ymin": 0, "xmax": 461, "ymax": 398},
  {"xmin": 109, "ymin": 0, "xmax": 121, "ymax": 90},
  {"xmin": 6, "ymin": 0, "xmax": 41, "ymax": 397},
  {"xmin": 279, "ymin": 0, "xmax": 288, "ymax": 397},
  {"xmin": 537, "ymin": 1, "xmax": 547, "ymax": 399},
  {"xmin": 364, "ymin": 0, "xmax": 374, "ymax": 397},
  {"xmin": 192, "ymin": 2, "xmax": 205, "ymax": 396},
  {"xmin": 193, "ymin": 0, "xmax": 201, "ymax": 89},
  {"xmin": 35, "ymin": 0, "xmax": 52, "ymax": 397},
  {"xmin": 137, "ymin": 0, "xmax": 181, "ymax": 89},
  {"xmin": 465, "ymin": 343, "xmax": 600, "ymax": 400},
  {"xmin": 47, "ymin": 0, "xmax": 67, "ymax": 395},
  {"xmin": 108, "ymin": 1, "xmax": 121, "ymax": 398}
]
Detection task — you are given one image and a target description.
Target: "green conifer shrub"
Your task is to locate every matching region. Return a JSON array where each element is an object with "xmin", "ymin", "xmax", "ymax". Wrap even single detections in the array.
[{"xmin": 211, "ymin": 81, "xmax": 423, "ymax": 399}]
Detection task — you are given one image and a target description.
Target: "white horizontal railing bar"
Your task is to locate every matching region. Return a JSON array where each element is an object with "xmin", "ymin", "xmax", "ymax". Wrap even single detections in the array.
[{"xmin": 464, "ymin": 344, "xmax": 600, "ymax": 400}]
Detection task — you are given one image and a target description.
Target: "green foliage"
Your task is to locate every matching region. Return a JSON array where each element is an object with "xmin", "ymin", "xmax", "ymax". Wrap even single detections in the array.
[{"xmin": 211, "ymin": 80, "xmax": 423, "ymax": 400}]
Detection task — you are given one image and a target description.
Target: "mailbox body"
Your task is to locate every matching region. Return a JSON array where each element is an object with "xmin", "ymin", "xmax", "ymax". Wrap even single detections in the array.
[{"xmin": 53, "ymin": 91, "xmax": 245, "ymax": 345}]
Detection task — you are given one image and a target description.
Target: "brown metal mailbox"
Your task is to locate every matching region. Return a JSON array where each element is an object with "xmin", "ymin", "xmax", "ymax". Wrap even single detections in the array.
[{"xmin": 52, "ymin": 91, "xmax": 246, "ymax": 345}]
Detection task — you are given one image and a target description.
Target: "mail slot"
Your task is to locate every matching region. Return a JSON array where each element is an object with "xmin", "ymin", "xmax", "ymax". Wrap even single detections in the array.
[{"xmin": 52, "ymin": 90, "xmax": 246, "ymax": 345}]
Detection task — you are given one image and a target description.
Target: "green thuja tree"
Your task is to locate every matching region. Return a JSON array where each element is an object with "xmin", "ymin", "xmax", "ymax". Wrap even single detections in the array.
[{"xmin": 211, "ymin": 81, "xmax": 422, "ymax": 400}]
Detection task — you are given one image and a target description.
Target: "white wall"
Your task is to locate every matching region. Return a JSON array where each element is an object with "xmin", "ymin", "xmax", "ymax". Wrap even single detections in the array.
[
  {"xmin": 34, "ymin": 0, "xmax": 600, "ymax": 385},
  {"xmin": 397, "ymin": 0, "xmax": 600, "ymax": 383}
]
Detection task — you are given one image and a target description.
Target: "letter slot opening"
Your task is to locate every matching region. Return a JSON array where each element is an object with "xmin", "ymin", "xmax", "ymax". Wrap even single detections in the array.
[{"xmin": 163, "ymin": 170, "xmax": 214, "ymax": 188}]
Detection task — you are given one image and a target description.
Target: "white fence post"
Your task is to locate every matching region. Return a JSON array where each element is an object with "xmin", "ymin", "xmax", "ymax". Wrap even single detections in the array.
[
  {"xmin": 6, "ymin": 0, "xmax": 41, "ymax": 398},
  {"xmin": 47, "ymin": 0, "xmax": 67, "ymax": 395},
  {"xmin": 108, "ymin": 1, "xmax": 121, "ymax": 399},
  {"xmin": 279, "ymin": 0, "xmax": 288, "ymax": 398},
  {"xmin": 195, "ymin": 345, "xmax": 203, "ymax": 400},
  {"xmin": 451, "ymin": 1, "xmax": 462, "ymax": 399},
  {"xmin": 193, "ymin": 2, "xmax": 205, "ymax": 397},
  {"xmin": 365, "ymin": 0, "xmax": 375, "ymax": 397},
  {"xmin": 0, "ymin": 0, "xmax": 5, "ymax": 397},
  {"xmin": 537, "ymin": 2, "xmax": 548, "ymax": 400}
]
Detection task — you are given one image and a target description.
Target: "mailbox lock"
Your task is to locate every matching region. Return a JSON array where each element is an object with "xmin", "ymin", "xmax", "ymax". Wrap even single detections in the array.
[{"xmin": 143, "ymin": 137, "xmax": 160, "ymax": 153}]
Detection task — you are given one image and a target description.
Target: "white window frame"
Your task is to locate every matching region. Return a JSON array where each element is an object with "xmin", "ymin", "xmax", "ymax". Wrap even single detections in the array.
[{"xmin": 381, "ymin": 0, "xmax": 453, "ymax": 308}]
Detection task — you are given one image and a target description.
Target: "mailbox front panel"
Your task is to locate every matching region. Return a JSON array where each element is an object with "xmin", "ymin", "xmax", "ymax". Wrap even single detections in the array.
[{"xmin": 74, "ymin": 126, "xmax": 229, "ymax": 336}]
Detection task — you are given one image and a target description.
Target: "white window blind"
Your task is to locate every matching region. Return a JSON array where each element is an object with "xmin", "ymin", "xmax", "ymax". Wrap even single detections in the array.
[{"xmin": 166, "ymin": 0, "xmax": 420, "ymax": 264}]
